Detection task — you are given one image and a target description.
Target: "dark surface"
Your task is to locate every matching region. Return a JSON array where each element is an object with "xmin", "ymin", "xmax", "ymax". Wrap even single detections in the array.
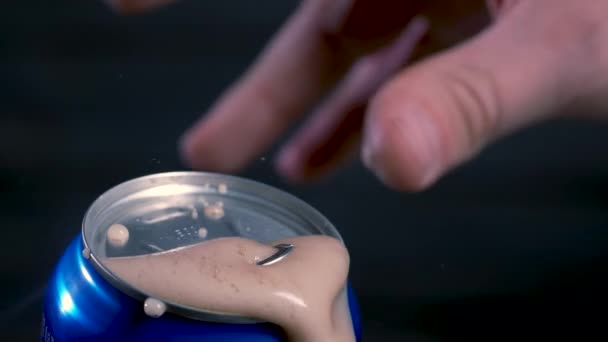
[{"xmin": 3, "ymin": 1, "xmax": 608, "ymax": 341}]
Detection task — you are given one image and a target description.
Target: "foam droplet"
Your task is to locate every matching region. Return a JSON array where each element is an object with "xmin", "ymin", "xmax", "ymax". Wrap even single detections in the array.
[
  {"xmin": 218, "ymin": 183, "xmax": 228, "ymax": 194},
  {"xmin": 204, "ymin": 204, "xmax": 224, "ymax": 220},
  {"xmin": 107, "ymin": 224, "xmax": 130, "ymax": 247},
  {"xmin": 81, "ymin": 247, "xmax": 91, "ymax": 259},
  {"xmin": 144, "ymin": 297, "xmax": 166, "ymax": 318}
]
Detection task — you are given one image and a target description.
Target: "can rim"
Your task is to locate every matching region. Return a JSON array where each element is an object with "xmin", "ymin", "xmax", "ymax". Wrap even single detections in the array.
[{"xmin": 80, "ymin": 171, "xmax": 343, "ymax": 324}]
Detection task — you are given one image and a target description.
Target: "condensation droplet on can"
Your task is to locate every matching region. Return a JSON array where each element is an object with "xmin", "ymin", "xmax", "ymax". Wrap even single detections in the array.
[{"xmin": 144, "ymin": 297, "xmax": 166, "ymax": 318}]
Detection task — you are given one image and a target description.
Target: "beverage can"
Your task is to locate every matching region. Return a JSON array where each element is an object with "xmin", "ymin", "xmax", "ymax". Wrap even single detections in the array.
[{"xmin": 41, "ymin": 172, "xmax": 362, "ymax": 341}]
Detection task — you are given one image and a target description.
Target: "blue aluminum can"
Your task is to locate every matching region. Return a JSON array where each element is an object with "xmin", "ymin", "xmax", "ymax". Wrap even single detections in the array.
[{"xmin": 41, "ymin": 172, "xmax": 362, "ymax": 342}]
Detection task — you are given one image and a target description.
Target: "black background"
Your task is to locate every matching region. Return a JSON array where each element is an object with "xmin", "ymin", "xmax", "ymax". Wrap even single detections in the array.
[{"xmin": 2, "ymin": 1, "xmax": 608, "ymax": 341}]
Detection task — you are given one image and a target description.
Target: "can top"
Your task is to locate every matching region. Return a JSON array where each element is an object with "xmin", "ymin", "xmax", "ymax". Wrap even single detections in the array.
[{"xmin": 81, "ymin": 171, "xmax": 342, "ymax": 323}]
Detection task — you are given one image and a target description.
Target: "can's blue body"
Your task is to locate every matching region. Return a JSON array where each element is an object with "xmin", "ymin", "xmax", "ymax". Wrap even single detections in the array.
[{"xmin": 41, "ymin": 236, "xmax": 362, "ymax": 341}]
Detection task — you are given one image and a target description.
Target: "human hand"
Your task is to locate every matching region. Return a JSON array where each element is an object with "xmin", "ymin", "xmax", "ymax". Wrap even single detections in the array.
[{"xmin": 110, "ymin": 0, "xmax": 608, "ymax": 191}]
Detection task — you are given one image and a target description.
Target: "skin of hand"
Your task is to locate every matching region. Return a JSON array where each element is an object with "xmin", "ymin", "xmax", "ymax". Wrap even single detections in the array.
[{"xmin": 108, "ymin": 0, "xmax": 608, "ymax": 191}]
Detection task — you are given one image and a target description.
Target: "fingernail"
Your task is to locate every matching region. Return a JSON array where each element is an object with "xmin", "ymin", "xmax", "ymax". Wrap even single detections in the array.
[{"xmin": 363, "ymin": 101, "xmax": 442, "ymax": 190}]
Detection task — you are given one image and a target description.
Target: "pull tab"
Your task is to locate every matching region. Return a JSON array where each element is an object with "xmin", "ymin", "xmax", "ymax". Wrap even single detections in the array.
[{"xmin": 256, "ymin": 243, "xmax": 294, "ymax": 266}]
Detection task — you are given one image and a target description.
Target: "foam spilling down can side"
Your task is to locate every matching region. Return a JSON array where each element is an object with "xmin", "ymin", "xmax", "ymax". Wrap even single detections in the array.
[{"xmin": 41, "ymin": 172, "xmax": 362, "ymax": 342}]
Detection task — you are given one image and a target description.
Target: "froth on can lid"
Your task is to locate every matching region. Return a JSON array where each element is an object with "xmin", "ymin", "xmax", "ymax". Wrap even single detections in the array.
[{"xmin": 81, "ymin": 172, "xmax": 346, "ymax": 324}]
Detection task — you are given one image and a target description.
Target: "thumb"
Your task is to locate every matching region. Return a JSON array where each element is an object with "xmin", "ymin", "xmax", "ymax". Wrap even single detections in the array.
[{"xmin": 361, "ymin": 0, "xmax": 586, "ymax": 191}]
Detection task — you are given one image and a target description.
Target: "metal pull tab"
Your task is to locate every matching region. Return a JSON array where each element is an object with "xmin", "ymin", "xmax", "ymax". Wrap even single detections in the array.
[{"xmin": 256, "ymin": 243, "xmax": 294, "ymax": 266}]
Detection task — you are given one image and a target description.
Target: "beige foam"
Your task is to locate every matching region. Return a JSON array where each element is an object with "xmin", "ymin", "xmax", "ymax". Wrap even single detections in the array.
[{"xmin": 103, "ymin": 235, "xmax": 354, "ymax": 342}]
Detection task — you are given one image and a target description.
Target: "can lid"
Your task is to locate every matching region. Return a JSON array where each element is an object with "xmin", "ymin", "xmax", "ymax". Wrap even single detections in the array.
[{"xmin": 81, "ymin": 171, "xmax": 342, "ymax": 323}]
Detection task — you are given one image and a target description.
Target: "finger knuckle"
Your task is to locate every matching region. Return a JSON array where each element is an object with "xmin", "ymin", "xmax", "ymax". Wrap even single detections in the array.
[{"xmin": 440, "ymin": 64, "xmax": 502, "ymax": 152}]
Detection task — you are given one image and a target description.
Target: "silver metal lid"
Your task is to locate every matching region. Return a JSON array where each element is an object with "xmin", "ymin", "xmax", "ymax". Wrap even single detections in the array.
[{"xmin": 81, "ymin": 171, "xmax": 342, "ymax": 323}]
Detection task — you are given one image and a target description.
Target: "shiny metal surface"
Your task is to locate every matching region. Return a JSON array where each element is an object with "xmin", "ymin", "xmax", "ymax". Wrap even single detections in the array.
[{"xmin": 256, "ymin": 243, "xmax": 295, "ymax": 266}]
